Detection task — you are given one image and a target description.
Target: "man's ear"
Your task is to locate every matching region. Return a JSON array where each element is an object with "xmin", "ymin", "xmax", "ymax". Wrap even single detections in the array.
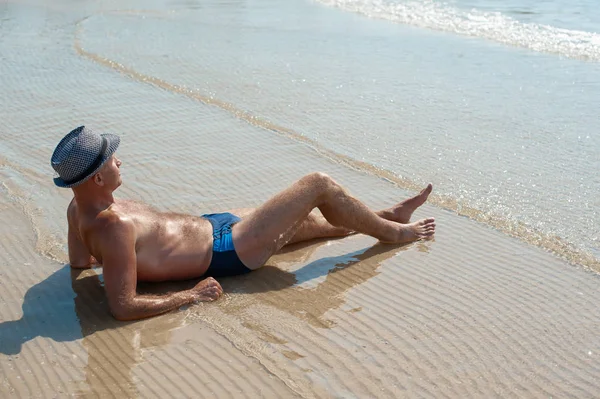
[{"xmin": 93, "ymin": 173, "xmax": 104, "ymax": 186}]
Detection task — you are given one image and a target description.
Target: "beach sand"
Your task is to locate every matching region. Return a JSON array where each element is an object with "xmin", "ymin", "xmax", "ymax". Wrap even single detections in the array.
[
  {"xmin": 2, "ymin": 93, "xmax": 600, "ymax": 397},
  {"xmin": 1, "ymin": 0, "xmax": 600, "ymax": 397}
]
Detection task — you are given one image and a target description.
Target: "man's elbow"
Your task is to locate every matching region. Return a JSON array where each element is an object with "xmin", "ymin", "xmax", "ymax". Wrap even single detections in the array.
[
  {"xmin": 69, "ymin": 256, "xmax": 95, "ymax": 269},
  {"xmin": 110, "ymin": 302, "xmax": 138, "ymax": 321},
  {"xmin": 111, "ymin": 308, "xmax": 135, "ymax": 321}
]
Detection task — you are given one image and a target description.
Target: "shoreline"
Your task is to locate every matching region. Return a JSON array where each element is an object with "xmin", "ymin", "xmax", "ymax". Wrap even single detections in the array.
[
  {"xmin": 74, "ymin": 23, "xmax": 600, "ymax": 273},
  {"xmin": 1, "ymin": 0, "xmax": 599, "ymax": 396}
]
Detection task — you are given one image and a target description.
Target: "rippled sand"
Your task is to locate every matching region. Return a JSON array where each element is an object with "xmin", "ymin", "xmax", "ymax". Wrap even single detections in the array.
[{"xmin": 1, "ymin": 0, "xmax": 600, "ymax": 397}]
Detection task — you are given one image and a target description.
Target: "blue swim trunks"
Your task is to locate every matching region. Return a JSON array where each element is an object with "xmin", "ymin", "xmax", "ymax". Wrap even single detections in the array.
[{"xmin": 202, "ymin": 212, "xmax": 252, "ymax": 277}]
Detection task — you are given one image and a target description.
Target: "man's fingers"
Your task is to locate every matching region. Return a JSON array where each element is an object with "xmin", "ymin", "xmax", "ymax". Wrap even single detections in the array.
[
  {"xmin": 204, "ymin": 286, "xmax": 223, "ymax": 298},
  {"xmin": 193, "ymin": 277, "xmax": 224, "ymax": 302}
]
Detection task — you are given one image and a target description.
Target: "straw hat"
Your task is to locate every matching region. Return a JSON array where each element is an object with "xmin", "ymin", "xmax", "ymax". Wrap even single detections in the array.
[{"xmin": 51, "ymin": 126, "xmax": 120, "ymax": 188}]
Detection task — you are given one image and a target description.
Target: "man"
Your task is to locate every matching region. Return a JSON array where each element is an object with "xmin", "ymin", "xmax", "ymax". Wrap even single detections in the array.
[{"xmin": 51, "ymin": 126, "xmax": 436, "ymax": 321}]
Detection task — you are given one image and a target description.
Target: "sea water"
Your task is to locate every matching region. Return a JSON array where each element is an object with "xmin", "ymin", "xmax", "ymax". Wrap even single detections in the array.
[{"xmin": 1, "ymin": 0, "xmax": 598, "ymax": 267}]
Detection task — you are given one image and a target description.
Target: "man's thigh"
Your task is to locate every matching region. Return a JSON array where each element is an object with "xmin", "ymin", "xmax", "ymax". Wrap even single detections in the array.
[{"xmin": 230, "ymin": 180, "xmax": 320, "ymax": 269}]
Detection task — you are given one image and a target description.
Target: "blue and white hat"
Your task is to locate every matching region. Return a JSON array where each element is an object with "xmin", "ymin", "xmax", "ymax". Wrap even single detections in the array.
[{"xmin": 51, "ymin": 126, "xmax": 120, "ymax": 188}]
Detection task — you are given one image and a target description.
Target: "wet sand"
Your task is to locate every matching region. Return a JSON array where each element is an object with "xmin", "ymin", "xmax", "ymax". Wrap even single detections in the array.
[
  {"xmin": 2, "ymin": 102, "xmax": 600, "ymax": 397},
  {"xmin": 1, "ymin": 0, "xmax": 600, "ymax": 397}
]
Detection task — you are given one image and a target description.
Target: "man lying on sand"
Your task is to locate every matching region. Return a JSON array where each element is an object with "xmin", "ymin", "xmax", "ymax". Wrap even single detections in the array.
[{"xmin": 51, "ymin": 126, "xmax": 436, "ymax": 321}]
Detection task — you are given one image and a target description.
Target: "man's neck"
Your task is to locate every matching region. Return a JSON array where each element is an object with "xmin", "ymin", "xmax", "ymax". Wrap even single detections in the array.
[{"xmin": 72, "ymin": 188, "xmax": 116, "ymax": 215}]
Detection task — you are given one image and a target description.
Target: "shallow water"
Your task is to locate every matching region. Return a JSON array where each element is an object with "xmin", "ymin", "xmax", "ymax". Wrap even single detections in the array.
[
  {"xmin": 75, "ymin": 0, "xmax": 600, "ymax": 267},
  {"xmin": 0, "ymin": 0, "xmax": 598, "ymax": 266},
  {"xmin": 451, "ymin": 0, "xmax": 600, "ymax": 32},
  {"xmin": 319, "ymin": 0, "xmax": 600, "ymax": 60},
  {"xmin": 1, "ymin": 1, "xmax": 600, "ymax": 397}
]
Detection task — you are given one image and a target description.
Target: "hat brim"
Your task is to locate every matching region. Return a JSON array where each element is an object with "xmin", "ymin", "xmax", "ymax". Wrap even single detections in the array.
[{"xmin": 53, "ymin": 133, "xmax": 121, "ymax": 188}]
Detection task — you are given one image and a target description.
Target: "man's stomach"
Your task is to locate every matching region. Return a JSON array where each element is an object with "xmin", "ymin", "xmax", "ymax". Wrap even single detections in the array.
[{"xmin": 135, "ymin": 225, "xmax": 214, "ymax": 282}]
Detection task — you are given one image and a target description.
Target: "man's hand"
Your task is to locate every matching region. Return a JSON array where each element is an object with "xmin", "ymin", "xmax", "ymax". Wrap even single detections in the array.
[{"xmin": 192, "ymin": 277, "xmax": 223, "ymax": 302}]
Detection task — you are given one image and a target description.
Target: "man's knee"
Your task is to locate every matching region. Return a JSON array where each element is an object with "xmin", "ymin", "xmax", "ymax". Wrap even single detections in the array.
[
  {"xmin": 302, "ymin": 172, "xmax": 337, "ymax": 189},
  {"xmin": 301, "ymin": 173, "xmax": 346, "ymax": 204}
]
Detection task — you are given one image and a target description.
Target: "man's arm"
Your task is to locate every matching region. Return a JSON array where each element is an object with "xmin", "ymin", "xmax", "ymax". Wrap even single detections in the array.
[
  {"xmin": 67, "ymin": 203, "xmax": 95, "ymax": 269},
  {"xmin": 98, "ymin": 216, "xmax": 222, "ymax": 321}
]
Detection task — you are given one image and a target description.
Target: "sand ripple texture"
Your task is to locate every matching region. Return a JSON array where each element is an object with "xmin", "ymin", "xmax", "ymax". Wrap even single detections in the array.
[
  {"xmin": 1, "ymin": 0, "xmax": 600, "ymax": 398},
  {"xmin": 68, "ymin": 1, "xmax": 600, "ymax": 270}
]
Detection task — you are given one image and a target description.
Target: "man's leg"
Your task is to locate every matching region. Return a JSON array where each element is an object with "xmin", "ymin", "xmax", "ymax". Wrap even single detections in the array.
[
  {"xmin": 229, "ymin": 183, "xmax": 433, "ymax": 246},
  {"xmin": 227, "ymin": 208, "xmax": 353, "ymax": 243},
  {"xmin": 231, "ymin": 173, "xmax": 435, "ymax": 269},
  {"xmin": 284, "ymin": 183, "xmax": 434, "ymax": 245}
]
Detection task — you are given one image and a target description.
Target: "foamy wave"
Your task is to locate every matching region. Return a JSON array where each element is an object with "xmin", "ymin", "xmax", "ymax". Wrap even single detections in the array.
[{"xmin": 317, "ymin": 0, "xmax": 600, "ymax": 61}]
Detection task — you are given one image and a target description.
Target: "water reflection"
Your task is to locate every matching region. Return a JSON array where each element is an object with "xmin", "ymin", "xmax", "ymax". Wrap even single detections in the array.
[
  {"xmin": 0, "ymin": 237, "xmax": 428, "ymax": 394},
  {"xmin": 71, "ymin": 269, "xmax": 187, "ymax": 397},
  {"xmin": 220, "ymin": 237, "xmax": 429, "ymax": 328}
]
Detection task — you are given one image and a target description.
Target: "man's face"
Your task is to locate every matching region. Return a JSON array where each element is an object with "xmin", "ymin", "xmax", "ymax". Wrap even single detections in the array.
[{"xmin": 100, "ymin": 154, "xmax": 122, "ymax": 189}]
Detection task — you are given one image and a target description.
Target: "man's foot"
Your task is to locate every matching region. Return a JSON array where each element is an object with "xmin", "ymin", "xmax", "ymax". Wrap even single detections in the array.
[
  {"xmin": 396, "ymin": 217, "xmax": 436, "ymax": 243},
  {"xmin": 379, "ymin": 184, "xmax": 433, "ymax": 224}
]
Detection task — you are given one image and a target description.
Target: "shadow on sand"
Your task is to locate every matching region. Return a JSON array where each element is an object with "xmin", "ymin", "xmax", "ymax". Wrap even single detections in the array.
[
  {"xmin": 0, "ymin": 237, "xmax": 424, "ymax": 352},
  {"xmin": 218, "ymin": 237, "xmax": 427, "ymax": 327},
  {"xmin": 0, "ymin": 266, "xmax": 189, "ymax": 396},
  {"xmin": 0, "ymin": 237, "xmax": 427, "ymax": 394}
]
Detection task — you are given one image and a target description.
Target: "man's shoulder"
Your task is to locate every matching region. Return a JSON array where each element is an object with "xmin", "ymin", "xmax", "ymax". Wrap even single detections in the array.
[
  {"xmin": 83, "ymin": 214, "xmax": 135, "ymax": 258},
  {"xmin": 94, "ymin": 207, "xmax": 135, "ymax": 235},
  {"xmin": 73, "ymin": 202, "xmax": 135, "ymax": 242}
]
